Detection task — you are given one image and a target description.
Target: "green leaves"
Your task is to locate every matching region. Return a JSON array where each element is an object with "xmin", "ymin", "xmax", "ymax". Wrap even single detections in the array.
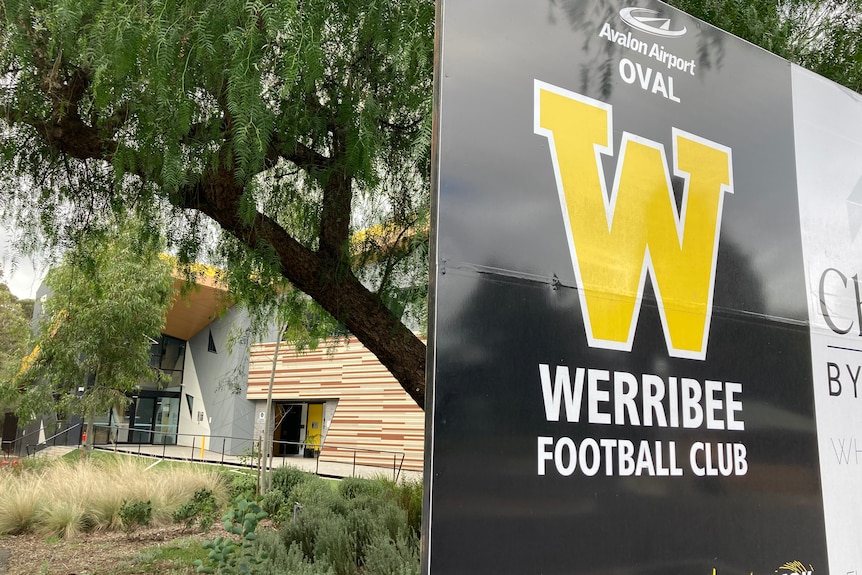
[
  {"xmin": 197, "ymin": 495, "xmax": 267, "ymax": 574},
  {"xmin": 15, "ymin": 219, "xmax": 174, "ymax": 423},
  {"xmin": 0, "ymin": 0, "xmax": 433, "ymax": 268},
  {"xmin": 0, "ymin": 280, "xmax": 31, "ymax": 410},
  {"xmin": 0, "ymin": 0, "xmax": 433, "ymax": 406},
  {"xmin": 666, "ymin": 0, "xmax": 862, "ymax": 92}
]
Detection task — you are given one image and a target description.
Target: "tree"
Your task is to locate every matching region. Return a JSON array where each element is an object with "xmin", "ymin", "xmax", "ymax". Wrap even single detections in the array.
[
  {"xmin": 2, "ymin": 0, "xmax": 860, "ymax": 414},
  {"xmin": 13, "ymin": 222, "xmax": 174, "ymax": 455},
  {"xmin": 0, "ymin": 276, "xmax": 30, "ymax": 409},
  {"xmin": 0, "ymin": 284, "xmax": 34, "ymax": 322},
  {"xmin": 664, "ymin": 0, "xmax": 862, "ymax": 92},
  {"xmin": 0, "ymin": 0, "xmax": 432, "ymax": 408}
]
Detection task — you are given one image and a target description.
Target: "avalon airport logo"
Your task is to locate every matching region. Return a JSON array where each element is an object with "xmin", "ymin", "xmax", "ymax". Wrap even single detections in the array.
[
  {"xmin": 619, "ymin": 7, "xmax": 687, "ymax": 38},
  {"xmin": 598, "ymin": 6, "xmax": 697, "ymax": 102}
]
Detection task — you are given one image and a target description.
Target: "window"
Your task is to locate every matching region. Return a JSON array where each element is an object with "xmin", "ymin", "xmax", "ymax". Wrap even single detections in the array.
[
  {"xmin": 146, "ymin": 334, "xmax": 185, "ymax": 391},
  {"xmin": 207, "ymin": 330, "xmax": 217, "ymax": 354}
]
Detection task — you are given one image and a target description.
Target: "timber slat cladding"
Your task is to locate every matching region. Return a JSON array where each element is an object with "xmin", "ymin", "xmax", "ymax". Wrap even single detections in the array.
[{"xmin": 246, "ymin": 336, "xmax": 425, "ymax": 472}]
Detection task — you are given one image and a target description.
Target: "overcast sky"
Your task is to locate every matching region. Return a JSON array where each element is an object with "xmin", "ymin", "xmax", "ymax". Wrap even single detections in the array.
[{"xmin": 0, "ymin": 224, "xmax": 46, "ymax": 300}]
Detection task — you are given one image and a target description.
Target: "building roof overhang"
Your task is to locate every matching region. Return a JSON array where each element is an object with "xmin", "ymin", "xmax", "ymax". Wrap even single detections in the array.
[{"xmin": 162, "ymin": 271, "xmax": 232, "ymax": 341}]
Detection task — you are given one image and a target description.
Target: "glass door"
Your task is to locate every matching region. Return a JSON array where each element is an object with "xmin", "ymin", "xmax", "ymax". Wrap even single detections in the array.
[
  {"xmin": 130, "ymin": 397, "xmax": 155, "ymax": 443},
  {"xmin": 153, "ymin": 396, "xmax": 179, "ymax": 445}
]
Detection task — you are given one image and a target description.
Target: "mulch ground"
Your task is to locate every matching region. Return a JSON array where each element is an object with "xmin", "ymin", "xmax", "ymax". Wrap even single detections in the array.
[{"xmin": 0, "ymin": 524, "xmax": 224, "ymax": 575}]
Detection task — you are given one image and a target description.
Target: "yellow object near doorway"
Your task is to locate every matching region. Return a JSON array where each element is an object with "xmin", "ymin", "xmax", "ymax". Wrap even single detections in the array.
[{"xmin": 305, "ymin": 404, "xmax": 323, "ymax": 449}]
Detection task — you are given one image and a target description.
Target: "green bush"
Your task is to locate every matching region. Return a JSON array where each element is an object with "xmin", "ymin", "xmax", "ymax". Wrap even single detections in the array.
[
  {"xmin": 372, "ymin": 501, "xmax": 410, "ymax": 544},
  {"xmin": 173, "ymin": 488, "xmax": 219, "ymax": 532},
  {"xmin": 265, "ymin": 467, "xmax": 320, "ymax": 525},
  {"xmin": 286, "ymin": 477, "xmax": 346, "ymax": 516},
  {"xmin": 253, "ymin": 532, "xmax": 335, "ymax": 575},
  {"xmin": 338, "ymin": 477, "xmax": 384, "ymax": 500},
  {"xmin": 248, "ymin": 475, "xmax": 426, "ymax": 575},
  {"xmin": 362, "ymin": 532, "xmax": 420, "ymax": 575},
  {"xmin": 280, "ymin": 505, "xmax": 337, "ymax": 560},
  {"xmin": 313, "ymin": 514, "xmax": 356, "ymax": 575},
  {"xmin": 195, "ymin": 495, "xmax": 268, "ymax": 575},
  {"xmin": 270, "ymin": 466, "xmax": 314, "ymax": 497},
  {"xmin": 382, "ymin": 479, "xmax": 423, "ymax": 537},
  {"xmin": 118, "ymin": 499, "xmax": 152, "ymax": 531},
  {"xmin": 274, "ymin": 475, "xmax": 421, "ymax": 575},
  {"xmin": 225, "ymin": 472, "xmax": 257, "ymax": 500},
  {"xmin": 260, "ymin": 488, "xmax": 286, "ymax": 517}
]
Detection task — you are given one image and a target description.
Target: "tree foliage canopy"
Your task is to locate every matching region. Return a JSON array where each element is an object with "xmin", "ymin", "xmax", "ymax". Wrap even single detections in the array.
[
  {"xmin": 0, "ymin": 0, "xmax": 433, "ymax": 407},
  {"xmin": 2, "ymin": 0, "xmax": 860, "ymax": 412},
  {"xmin": 12, "ymin": 222, "xmax": 174, "ymax": 424},
  {"xmin": 0, "ymin": 278, "xmax": 30, "ymax": 409},
  {"xmin": 665, "ymin": 0, "xmax": 862, "ymax": 92}
]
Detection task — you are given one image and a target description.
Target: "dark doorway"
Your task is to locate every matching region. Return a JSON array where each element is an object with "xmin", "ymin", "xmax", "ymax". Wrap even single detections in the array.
[
  {"xmin": 275, "ymin": 404, "xmax": 302, "ymax": 455},
  {"xmin": 2, "ymin": 412, "xmax": 18, "ymax": 455}
]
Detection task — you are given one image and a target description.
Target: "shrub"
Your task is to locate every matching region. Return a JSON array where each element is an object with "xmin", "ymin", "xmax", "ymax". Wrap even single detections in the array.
[
  {"xmin": 260, "ymin": 488, "xmax": 286, "ymax": 517},
  {"xmin": 382, "ymin": 479, "xmax": 423, "ymax": 537},
  {"xmin": 173, "ymin": 488, "xmax": 219, "ymax": 532},
  {"xmin": 118, "ymin": 499, "xmax": 152, "ymax": 531},
  {"xmin": 195, "ymin": 495, "xmax": 268, "ymax": 574},
  {"xmin": 254, "ymin": 532, "xmax": 335, "ymax": 575},
  {"xmin": 280, "ymin": 505, "xmax": 337, "ymax": 560},
  {"xmin": 338, "ymin": 477, "xmax": 384, "ymax": 500},
  {"xmin": 370, "ymin": 501, "xmax": 409, "ymax": 544},
  {"xmin": 277, "ymin": 475, "xmax": 418, "ymax": 575},
  {"xmin": 362, "ymin": 532, "xmax": 420, "ymax": 575},
  {"xmin": 270, "ymin": 466, "xmax": 313, "ymax": 497},
  {"xmin": 225, "ymin": 471, "xmax": 258, "ymax": 499},
  {"xmin": 286, "ymin": 477, "xmax": 345, "ymax": 516},
  {"xmin": 313, "ymin": 514, "xmax": 356, "ymax": 575}
]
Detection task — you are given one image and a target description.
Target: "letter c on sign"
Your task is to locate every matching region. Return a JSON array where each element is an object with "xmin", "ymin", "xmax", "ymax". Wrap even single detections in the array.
[{"xmin": 819, "ymin": 268, "xmax": 852, "ymax": 334}]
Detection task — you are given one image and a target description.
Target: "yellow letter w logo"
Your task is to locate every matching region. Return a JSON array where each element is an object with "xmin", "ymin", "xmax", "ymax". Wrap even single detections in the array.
[{"xmin": 534, "ymin": 80, "xmax": 733, "ymax": 360}]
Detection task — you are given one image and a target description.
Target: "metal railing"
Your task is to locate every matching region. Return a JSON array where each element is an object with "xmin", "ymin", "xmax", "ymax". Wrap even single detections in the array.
[
  {"xmin": 87, "ymin": 424, "xmax": 409, "ymax": 481},
  {"xmin": 91, "ymin": 425, "xmax": 250, "ymax": 465},
  {"xmin": 25, "ymin": 422, "xmax": 83, "ymax": 457},
  {"xmin": 317, "ymin": 443, "xmax": 407, "ymax": 483},
  {"xmin": 268, "ymin": 439, "xmax": 407, "ymax": 482},
  {"xmin": 3, "ymin": 420, "xmax": 82, "ymax": 458}
]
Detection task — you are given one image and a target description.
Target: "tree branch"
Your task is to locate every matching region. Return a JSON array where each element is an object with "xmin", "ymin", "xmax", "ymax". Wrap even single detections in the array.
[
  {"xmin": 5, "ymin": 44, "xmax": 428, "ymax": 409},
  {"xmin": 178, "ymin": 171, "xmax": 426, "ymax": 407}
]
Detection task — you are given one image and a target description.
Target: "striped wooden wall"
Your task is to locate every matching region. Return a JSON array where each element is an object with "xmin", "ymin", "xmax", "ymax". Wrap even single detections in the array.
[{"xmin": 246, "ymin": 337, "xmax": 426, "ymax": 472}]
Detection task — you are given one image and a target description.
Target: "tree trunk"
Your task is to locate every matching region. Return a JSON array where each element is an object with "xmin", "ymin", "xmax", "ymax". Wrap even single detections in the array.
[
  {"xmin": 17, "ymin": 70, "xmax": 430, "ymax": 410},
  {"xmin": 83, "ymin": 416, "xmax": 95, "ymax": 460},
  {"xmin": 188, "ymin": 174, "xmax": 428, "ymax": 409},
  {"xmin": 261, "ymin": 328, "xmax": 284, "ymax": 495}
]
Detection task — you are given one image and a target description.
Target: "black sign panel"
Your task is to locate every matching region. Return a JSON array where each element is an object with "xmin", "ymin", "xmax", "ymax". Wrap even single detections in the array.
[{"xmin": 426, "ymin": 1, "xmax": 828, "ymax": 574}]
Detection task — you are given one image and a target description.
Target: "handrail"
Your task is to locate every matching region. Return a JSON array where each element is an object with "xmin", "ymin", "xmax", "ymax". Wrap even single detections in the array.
[
  {"xmin": 43, "ymin": 422, "xmax": 82, "ymax": 445},
  {"xmin": 24, "ymin": 422, "xmax": 83, "ymax": 457},
  {"xmin": 87, "ymin": 424, "xmax": 410, "ymax": 481},
  {"xmin": 8, "ymin": 421, "xmax": 412, "ymax": 481},
  {"xmin": 7, "ymin": 419, "xmax": 78, "ymax": 457}
]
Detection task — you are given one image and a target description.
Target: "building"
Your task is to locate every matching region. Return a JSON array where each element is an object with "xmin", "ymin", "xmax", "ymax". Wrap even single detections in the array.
[
  {"xmin": 13, "ymin": 269, "xmax": 426, "ymax": 474},
  {"xmin": 246, "ymin": 336, "xmax": 425, "ymax": 472}
]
